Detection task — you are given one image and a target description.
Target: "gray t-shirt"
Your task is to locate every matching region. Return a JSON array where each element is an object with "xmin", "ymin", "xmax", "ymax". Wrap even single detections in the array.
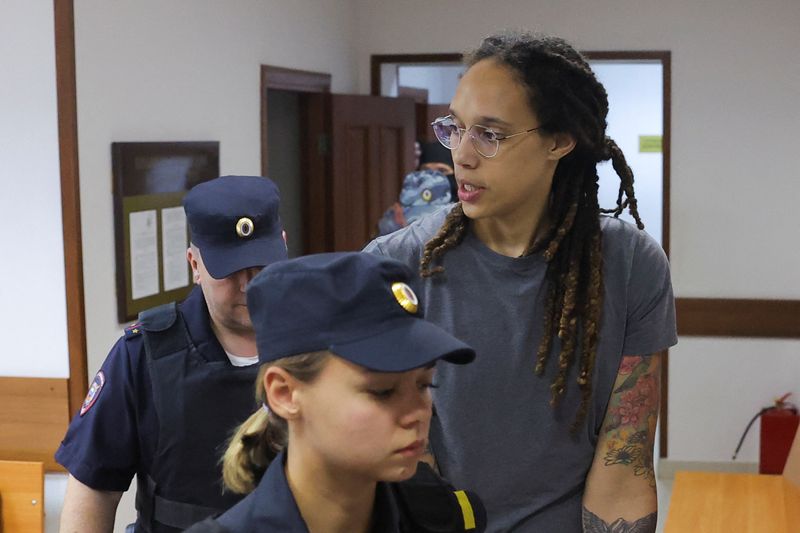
[{"xmin": 364, "ymin": 207, "xmax": 677, "ymax": 533}]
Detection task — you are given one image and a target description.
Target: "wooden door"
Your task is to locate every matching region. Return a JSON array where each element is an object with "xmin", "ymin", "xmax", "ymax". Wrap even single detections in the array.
[{"xmin": 328, "ymin": 94, "xmax": 416, "ymax": 250}]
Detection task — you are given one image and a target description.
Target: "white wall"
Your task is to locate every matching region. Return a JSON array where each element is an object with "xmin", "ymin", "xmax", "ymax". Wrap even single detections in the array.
[
  {"xmin": 669, "ymin": 338, "xmax": 800, "ymax": 463},
  {"xmin": 0, "ymin": 1, "xmax": 69, "ymax": 378},
  {"xmin": 351, "ymin": 0, "xmax": 800, "ymax": 463},
  {"xmin": 75, "ymin": 0, "xmax": 359, "ymax": 379}
]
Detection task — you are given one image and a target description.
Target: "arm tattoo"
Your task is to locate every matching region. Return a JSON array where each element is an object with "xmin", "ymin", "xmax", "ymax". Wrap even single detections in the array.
[
  {"xmin": 582, "ymin": 507, "xmax": 657, "ymax": 533},
  {"xmin": 600, "ymin": 355, "xmax": 660, "ymax": 486}
]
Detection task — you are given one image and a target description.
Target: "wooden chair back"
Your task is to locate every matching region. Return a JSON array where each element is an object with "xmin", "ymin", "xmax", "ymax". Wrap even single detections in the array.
[{"xmin": 0, "ymin": 460, "xmax": 44, "ymax": 533}]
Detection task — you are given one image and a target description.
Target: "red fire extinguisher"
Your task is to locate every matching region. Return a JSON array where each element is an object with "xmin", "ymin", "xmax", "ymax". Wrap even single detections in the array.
[{"xmin": 732, "ymin": 393, "xmax": 800, "ymax": 474}]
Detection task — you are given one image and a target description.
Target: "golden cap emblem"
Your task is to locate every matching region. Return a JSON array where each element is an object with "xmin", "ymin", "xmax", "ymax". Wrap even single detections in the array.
[
  {"xmin": 236, "ymin": 217, "xmax": 254, "ymax": 238},
  {"xmin": 391, "ymin": 282, "xmax": 418, "ymax": 314}
]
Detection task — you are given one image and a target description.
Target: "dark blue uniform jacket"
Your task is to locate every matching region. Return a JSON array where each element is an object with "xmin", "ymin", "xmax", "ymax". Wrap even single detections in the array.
[
  {"xmin": 186, "ymin": 451, "xmax": 403, "ymax": 533},
  {"xmin": 56, "ymin": 288, "xmax": 256, "ymax": 531},
  {"xmin": 185, "ymin": 451, "xmax": 487, "ymax": 533}
]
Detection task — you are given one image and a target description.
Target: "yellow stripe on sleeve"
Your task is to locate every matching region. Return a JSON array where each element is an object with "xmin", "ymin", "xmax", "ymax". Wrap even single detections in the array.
[{"xmin": 454, "ymin": 490, "xmax": 476, "ymax": 530}]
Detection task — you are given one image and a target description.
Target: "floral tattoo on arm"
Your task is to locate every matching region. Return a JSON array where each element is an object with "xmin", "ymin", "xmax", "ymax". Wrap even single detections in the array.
[{"xmin": 600, "ymin": 355, "xmax": 660, "ymax": 486}]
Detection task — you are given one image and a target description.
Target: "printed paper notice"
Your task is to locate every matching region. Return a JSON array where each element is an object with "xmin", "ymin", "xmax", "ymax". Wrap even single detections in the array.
[
  {"xmin": 161, "ymin": 206, "xmax": 189, "ymax": 291},
  {"xmin": 129, "ymin": 210, "xmax": 159, "ymax": 299}
]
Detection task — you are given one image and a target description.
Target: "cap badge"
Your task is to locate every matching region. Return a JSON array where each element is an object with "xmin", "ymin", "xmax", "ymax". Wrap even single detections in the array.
[
  {"xmin": 391, "ymin": 282, "xmax": 418, "ymax": 314},
  {"xmin": 236, "ymin": 217, "xmax": 254, "ymax": 238}
]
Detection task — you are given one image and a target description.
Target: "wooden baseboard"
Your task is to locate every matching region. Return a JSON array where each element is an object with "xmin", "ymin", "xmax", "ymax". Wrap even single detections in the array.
[
  {"xmin": 676, "ymin": 298, "xmax": 800, "ymax": 338},
  {"xmin": 0, "ymin": 378, "xmax": 69, "ymax": 472}
]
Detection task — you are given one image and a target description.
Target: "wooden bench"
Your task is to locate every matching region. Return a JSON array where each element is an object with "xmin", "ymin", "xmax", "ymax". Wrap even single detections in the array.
[
  {"xmin": 665, "ymin": 427, "xmax": 800, "ymax": 532},
  {"xmin": 0, "ymin": 460, "xmax": 44, "ymax": 533}
]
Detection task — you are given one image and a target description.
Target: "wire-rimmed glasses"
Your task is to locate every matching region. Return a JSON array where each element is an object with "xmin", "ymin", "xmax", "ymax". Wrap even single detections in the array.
[{"xmin": 431, "ymin": 115, "xmax": 542, "ymax": 158}]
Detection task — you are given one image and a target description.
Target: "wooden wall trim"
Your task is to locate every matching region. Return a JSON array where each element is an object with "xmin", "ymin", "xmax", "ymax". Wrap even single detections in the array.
[
  {"xmin": 676, "ymin": 298, "xmax": 800, "ymax": 338},
  {"xmin": 0, "ymin": 378, "xmax": 70, "ymax": 471},
  {"xmin": 54, "ymin": 0, "xmax": 88, "ymax": 416}
]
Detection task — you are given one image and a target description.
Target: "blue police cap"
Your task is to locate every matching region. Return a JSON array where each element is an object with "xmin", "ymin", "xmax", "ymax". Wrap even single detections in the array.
[
  {"xmin": 183, "ymin": 175, "xmax": 288, "ymax": 279},
  {"xmin": 247, "ymin": 252, "xmax": 475, "ymax": 371}
]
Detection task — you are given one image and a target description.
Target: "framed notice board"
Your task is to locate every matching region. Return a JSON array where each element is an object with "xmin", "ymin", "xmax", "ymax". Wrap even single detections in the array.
[{"xmin": 112, "ymin": 141, "xmax": 219, "ymax": 322}]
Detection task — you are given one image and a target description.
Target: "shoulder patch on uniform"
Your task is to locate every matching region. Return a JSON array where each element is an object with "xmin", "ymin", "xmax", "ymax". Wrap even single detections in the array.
[
  {"xmin": 124, "ymin": 322, "xmax": 143, "ymax": 339},
  {"xmin": 80, "ymin": 371, "xmax": 106, "ymax": 416}
]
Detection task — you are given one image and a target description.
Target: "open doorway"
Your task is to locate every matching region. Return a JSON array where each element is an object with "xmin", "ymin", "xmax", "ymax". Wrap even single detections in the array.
[
  {"xmin": 267, "ymin": 89, "xmax": 305, "ymax": 258},
  {"xmin": 261, "ymin": 65, "xmax": 417, "ymax": 254},
  {"xmin": 260, "ymin": 65, "xmax": 331, "ymax": 256}
]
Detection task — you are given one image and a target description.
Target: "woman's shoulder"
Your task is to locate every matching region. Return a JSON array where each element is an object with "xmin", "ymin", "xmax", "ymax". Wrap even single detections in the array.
[
  {"xmin": 364, "ymin": 204, "xmax": 452, "ymax": 265},
  {"xmin": 599, "ymin": 215, "xmax": 672, "ymax": 295},
  {"xmin": 599, "ymin": 215, "xmax": 667, "ymax": 264}
]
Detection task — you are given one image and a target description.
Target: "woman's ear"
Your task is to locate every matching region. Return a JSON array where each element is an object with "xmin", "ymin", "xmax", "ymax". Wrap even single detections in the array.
[
  {"xmin": 264, "ymin": 367, "xmax": 300, "ymax": 420},
  {"xmin": 547, "ymin": 132, "xmax": 576, "ymax": 161}
]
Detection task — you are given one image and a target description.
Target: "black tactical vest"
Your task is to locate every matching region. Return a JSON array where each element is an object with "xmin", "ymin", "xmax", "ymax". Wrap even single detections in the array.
[{"xmin": 133, "ymin": 302, "xmax": 259, "ymax": 532}]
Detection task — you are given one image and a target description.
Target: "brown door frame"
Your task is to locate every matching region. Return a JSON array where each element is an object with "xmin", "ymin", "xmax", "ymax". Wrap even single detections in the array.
[{"xmin": 55, "ymin": 0, "xmax": 89, "ymax": 416}]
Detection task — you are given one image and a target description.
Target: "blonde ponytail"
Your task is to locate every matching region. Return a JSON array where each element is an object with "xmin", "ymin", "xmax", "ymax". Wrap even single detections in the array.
[{"xmin": 221, "ymin": 352, "xmax": 329, "ymax": 494}]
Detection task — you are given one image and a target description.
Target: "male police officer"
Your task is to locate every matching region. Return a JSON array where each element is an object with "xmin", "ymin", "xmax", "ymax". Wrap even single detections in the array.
[{"xmin": 57, "ymin": 175, "xmax": 289, "ymax": 533}]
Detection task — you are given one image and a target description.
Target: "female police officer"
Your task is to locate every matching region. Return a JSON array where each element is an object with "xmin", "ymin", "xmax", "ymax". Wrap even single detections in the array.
[{"xmin": 185, "ymin": 252, "xmax": 486, "ymax": 533}]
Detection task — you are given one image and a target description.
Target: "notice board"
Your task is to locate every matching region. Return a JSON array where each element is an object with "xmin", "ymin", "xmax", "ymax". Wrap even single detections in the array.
[{"xmin": 111, "ymin": 141, "xmax": 219, "ymax": 322}]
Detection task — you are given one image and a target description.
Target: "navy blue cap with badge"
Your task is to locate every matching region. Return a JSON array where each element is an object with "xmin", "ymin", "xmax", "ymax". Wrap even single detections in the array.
[
  {"xmin": 183, "ymin": 175, "xmax": 288, "ymax": 279},
  {"xmin": 247, "ymin": 252, "xmax": 475, "ymax": 371}
]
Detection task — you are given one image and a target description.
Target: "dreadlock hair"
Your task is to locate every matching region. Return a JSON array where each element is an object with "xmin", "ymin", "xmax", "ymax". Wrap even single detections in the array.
[
  {"xmin": 221, "ymin": 351, "xmax": 329, "ymax": 494},
  {"xmin": 419, "ymin": 31, "xmax": 643, "ymax": 430}
]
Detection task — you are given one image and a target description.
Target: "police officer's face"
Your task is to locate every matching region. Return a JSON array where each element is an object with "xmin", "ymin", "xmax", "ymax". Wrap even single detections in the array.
[
  {"xmin": 188, "ymin": 247, "xmax": 260, "ymax": 334},
  {"xmin": 288, "ymin": 356, "xmax": 434, "ymax": 483}
]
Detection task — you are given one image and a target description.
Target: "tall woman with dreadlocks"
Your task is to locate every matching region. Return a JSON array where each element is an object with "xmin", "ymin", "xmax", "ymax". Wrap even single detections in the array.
[{"xmin": 365, "ymin": 31, "xmax": 676, "ymax": 533}]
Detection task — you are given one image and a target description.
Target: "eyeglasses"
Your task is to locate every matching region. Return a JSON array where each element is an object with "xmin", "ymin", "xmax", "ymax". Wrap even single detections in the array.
[{"xmin": 431, "ymin": 115, "xmax": 542, "ymax": 158}]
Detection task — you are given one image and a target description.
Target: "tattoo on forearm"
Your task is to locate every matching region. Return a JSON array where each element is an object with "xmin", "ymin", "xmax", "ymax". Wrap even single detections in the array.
[
  {"xmin": 582, "ymin": 507, "xmax": 657, "ymax": 533},
  {"xmin": 600, "ymin": 355, "xmax": 660, "ymax": 486}
]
